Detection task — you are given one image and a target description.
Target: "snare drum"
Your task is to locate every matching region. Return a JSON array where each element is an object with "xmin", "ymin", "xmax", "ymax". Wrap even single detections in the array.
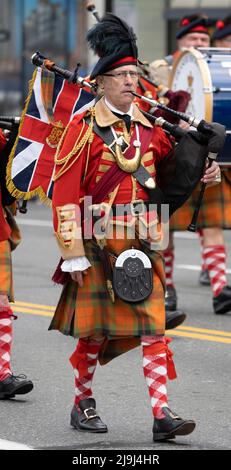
[{"xmin": 170, "ymin": 47, "xmax": 231, "ymax": 165}]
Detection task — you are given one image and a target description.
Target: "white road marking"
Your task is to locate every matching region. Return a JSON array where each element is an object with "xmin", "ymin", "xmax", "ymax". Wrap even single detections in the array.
[
  {"xmin": 16, "ymin": 218, "xmax": 199, "ymax": 235},
  {"xmin": 176, "ymin": 263, "xmax": 231, "ymax": 274},
  {"xmin": 175, "ymin": 232, "xmax": 197, "ymax": 239},
  {"xmin": 0, "ymin": 438, "xmax": 33, "ymax": 450},
  {"xmin": 15, "ymin": 219, "xmax": 201, "ymax": 240},
  {"xmin": 16, "ymin": 219, "xmax": 200, "ymax": 235},
  {"xmin": 15, "ymin": 219, "xmax": 231, "ymax": 272},
  {"xmin": 16, "ymin": 217, "xmax": 52, "ymax": 227},
  {"xmin": 15, "ymin": 218, "xmax": 229, "ymax": 239}
]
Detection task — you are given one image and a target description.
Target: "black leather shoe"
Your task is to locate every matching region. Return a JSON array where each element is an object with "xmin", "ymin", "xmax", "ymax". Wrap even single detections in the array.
[
  {"xmin": 0, "ymin": 374, "xmax": 33, "ymax": 399},
  {"xmin": 213, "ymin": 285, "xmax": 231, "ymax": 314},
  {"xmin": 199, "ymin": 269, "xmax": 210, "ymax": 286},
  {"xmin": 153, "ymin": 407, "xmax": 196, "ymax": 442},
  {"xmin": 165, "ymin": 310, "xmax": 186, "ymax": 330},
  {"xmin": 165, "ymin": 286, "xmax": 177, "ymax": 311},
  {"xmin": 70, "ymin": 398, "xmax": 108, "ymax": 433}
]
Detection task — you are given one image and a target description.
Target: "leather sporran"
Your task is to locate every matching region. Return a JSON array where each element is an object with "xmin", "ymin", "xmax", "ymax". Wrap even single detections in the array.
[{"xmin": 113, "ymin": 248, "xmax": 153, "ymax": 303}]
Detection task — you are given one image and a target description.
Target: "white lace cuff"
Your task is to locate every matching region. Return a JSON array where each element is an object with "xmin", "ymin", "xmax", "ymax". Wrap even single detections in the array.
[{"xmin": 61, "ymin": 257, "xmax": 91, "ymax": 272}]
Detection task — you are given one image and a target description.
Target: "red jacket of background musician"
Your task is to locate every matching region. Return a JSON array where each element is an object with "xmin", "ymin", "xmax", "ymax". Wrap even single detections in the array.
[
  {"xmin": 0, "ymin": 129, "xmax": 11, "ymax": 242},
  {"xmin": 135, "ymin": 76, "xmax": 158, "ymax": 113},
  {"xmin": 0, "ymin": 129, "xmax": 6, "ymax": 152}
]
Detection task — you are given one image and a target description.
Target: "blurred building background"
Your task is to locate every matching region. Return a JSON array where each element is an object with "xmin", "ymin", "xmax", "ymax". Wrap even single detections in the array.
[{"xmin": 0, "ymin": 0, "xmax": 230, "ymax": 115}]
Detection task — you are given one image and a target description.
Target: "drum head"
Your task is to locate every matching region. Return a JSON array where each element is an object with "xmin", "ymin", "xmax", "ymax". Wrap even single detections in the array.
[
  {"xmin": 169, "ymin": 47, "xmax": 213, "ymax": 122},
  {"xmin": 170, "ymin": 47, "xmax": 231, "ymax": 165}
]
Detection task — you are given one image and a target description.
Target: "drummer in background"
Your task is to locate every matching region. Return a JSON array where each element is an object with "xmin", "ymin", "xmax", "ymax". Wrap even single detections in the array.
[
  {"xmin": 149, "ymin": 14, "xmax": 210, "ymax": 102},
  {"xmin": 212, "ymin": 15, "xmax": 231, "ymax": 48},
  {"xmin": 150, "ymin": 14, "xmax": 231, "ymax": 316}
]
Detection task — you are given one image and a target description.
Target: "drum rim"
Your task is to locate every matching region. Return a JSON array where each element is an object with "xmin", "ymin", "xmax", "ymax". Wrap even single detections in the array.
[{"xmin": 169, "ymin": 47, "xmax": 213, "ymax": 123}]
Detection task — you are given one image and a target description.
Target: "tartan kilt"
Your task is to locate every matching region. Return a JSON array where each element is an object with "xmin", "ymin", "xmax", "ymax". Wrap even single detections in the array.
[
  {"xmin": 0, "ymin": 239, "xmax": 14, "ymax": 301},
  {"xmin": 49, "ymin": 232, "xmax": 166, "ymax": 364},
  {"xmin": 170, "ymin": 169, "xmax": 231, "ymax": 231}
]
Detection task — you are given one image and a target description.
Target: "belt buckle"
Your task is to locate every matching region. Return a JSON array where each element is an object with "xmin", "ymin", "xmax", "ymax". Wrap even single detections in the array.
[
  {"xmin": 89, "ymin": 202, "xmax": 111, "ymax": 218},
  {"xmin": 90, "ymin": 202, "xmax": 112, "ymax": 226},
  {"xmin": 130, "ymin": 200, "xmax": 146, "ymax": 217},
  {"xmin": 90, "ymin": 203, "xmax": 112, "ymax": 242}
]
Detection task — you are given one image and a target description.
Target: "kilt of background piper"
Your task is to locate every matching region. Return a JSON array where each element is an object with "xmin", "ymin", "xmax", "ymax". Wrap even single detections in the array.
[
  {"xmin": 0, "ymin": 239, "xmax": 14, "ymax": 301},
  {"xmin": 49, "ymin": 229, "xmax": 166, "ymax": 364},
  {"xmin": 169, "ymin": 170, "xmax": 231, "ymax": 231}
]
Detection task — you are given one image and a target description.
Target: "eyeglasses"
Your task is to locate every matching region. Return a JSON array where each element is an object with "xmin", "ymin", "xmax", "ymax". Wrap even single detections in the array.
[{"xmin": 103, "ymin": 71, "xmax": 140, "ymax": 80}]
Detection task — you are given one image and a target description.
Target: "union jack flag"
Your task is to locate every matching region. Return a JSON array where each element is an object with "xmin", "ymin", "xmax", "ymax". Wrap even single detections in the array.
[{"xmin": 7, "ymin": 67, "xmax": 95, "ymax": 203}]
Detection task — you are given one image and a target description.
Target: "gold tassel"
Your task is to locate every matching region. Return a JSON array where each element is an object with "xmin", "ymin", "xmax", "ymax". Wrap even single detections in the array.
[{"xmin": 106, "ymin": 279, "xmax": 115, "ymax": 303}]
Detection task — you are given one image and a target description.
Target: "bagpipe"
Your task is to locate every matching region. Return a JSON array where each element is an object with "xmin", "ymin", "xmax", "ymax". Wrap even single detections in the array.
[
  {"xmin": 31, "ymin": 51, "xmax": 191, "ymax": 141},
  {"xmin": 2, "ymin": 46, "xmax": 226, "ymax": 228},
  {"xmin": 26, "ymin": 53, "xmax": 228, "ymax": 226},
  {"xmin": 0, "ymin": 116, "xmax": 20, "ymax": 131},
  {"xmin": 30, "ymin": 51, "xmax": 97, "ymax": 93}
]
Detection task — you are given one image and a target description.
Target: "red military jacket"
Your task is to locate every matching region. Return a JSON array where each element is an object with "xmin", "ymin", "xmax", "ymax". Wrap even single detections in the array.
[{"xmin": 52, "ymin": 98, "xmax": 172, "ymax": 260}]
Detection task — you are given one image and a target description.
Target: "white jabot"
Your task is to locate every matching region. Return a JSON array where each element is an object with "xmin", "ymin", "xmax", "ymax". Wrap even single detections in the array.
[{"xmin": 61, "ymin": 257, "xmax": 92, "ymax": 272}]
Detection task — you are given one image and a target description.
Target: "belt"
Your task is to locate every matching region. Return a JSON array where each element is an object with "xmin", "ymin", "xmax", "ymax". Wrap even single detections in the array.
[
  {"xmin": 91, "ymin": 201, "xmax": 152, "ymax": 225},
  {"xmin": 111, "ymin": 200, "xmax": 150, "ymax": 216}
]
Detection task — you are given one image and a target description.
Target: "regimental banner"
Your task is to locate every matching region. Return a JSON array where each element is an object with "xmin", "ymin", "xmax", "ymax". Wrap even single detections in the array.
[{"xmin": 7, "ymin": 67, "xmax": 95, "ymax": 203}]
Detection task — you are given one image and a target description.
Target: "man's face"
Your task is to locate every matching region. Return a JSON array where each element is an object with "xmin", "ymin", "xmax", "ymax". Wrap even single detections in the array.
[
  {"xmin": 215, "ymin": 35, "xmax": 231, "ymax": 48},
  {"xmin": 178, "ymin": 32, "xmax": 210, "ymax": 49},
  {"xmin": 97, "ymin": 65, "xmax": 139, "ymax": 112}
]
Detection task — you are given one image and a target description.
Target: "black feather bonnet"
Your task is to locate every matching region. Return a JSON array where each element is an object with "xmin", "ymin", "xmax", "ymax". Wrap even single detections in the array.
[
  {"xmin": 212, "ymin": 15, "xmax": 231, "ymax": 41},
  {"xmin": 86, "ymin": 13, "xmax": 138, "ymax": 79},
  {"xmin": 176, "ymin": 14, "xmax": 212, "ymax": 39}
]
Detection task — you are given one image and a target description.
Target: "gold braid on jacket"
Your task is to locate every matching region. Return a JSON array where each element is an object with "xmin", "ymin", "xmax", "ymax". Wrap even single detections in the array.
[{"xmin": 53, "ymin": 108, "xmax": 95, "ymax": 181}]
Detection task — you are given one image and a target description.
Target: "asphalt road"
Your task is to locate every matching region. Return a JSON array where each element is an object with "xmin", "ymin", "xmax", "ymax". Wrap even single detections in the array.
[{"xmin": 0, "ymin": 201, "xmax": 231, "ymax": 451}]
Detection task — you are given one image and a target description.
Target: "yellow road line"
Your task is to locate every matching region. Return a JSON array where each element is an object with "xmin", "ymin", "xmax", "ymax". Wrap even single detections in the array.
[
  {"xmin": 176, "ymin": 325, "xmax": 231, "ymax": 338},
  {"xmin": 13, "ymin": 306, "xmax": 53, "ymax": 317},
  {"xmin": 12, "ymin": 301, "xmax": 231, "ymax": 344},
  {"xmin": 169, "ymin": 330, "xmax": 231, "ymax": 344},
  {"xmin": 13, "ymin": 301, "xmax": 55, "ymax": 311}
]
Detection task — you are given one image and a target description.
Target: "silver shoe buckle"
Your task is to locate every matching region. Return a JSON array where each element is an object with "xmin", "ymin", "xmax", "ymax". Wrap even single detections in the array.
[
  {"xmin": 169, "ymin": 410, "xmax": 180, "ymax": 420},
  {"xmin": 83, "ymin": 407, "xmax": 98, "ymax": 421}
]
